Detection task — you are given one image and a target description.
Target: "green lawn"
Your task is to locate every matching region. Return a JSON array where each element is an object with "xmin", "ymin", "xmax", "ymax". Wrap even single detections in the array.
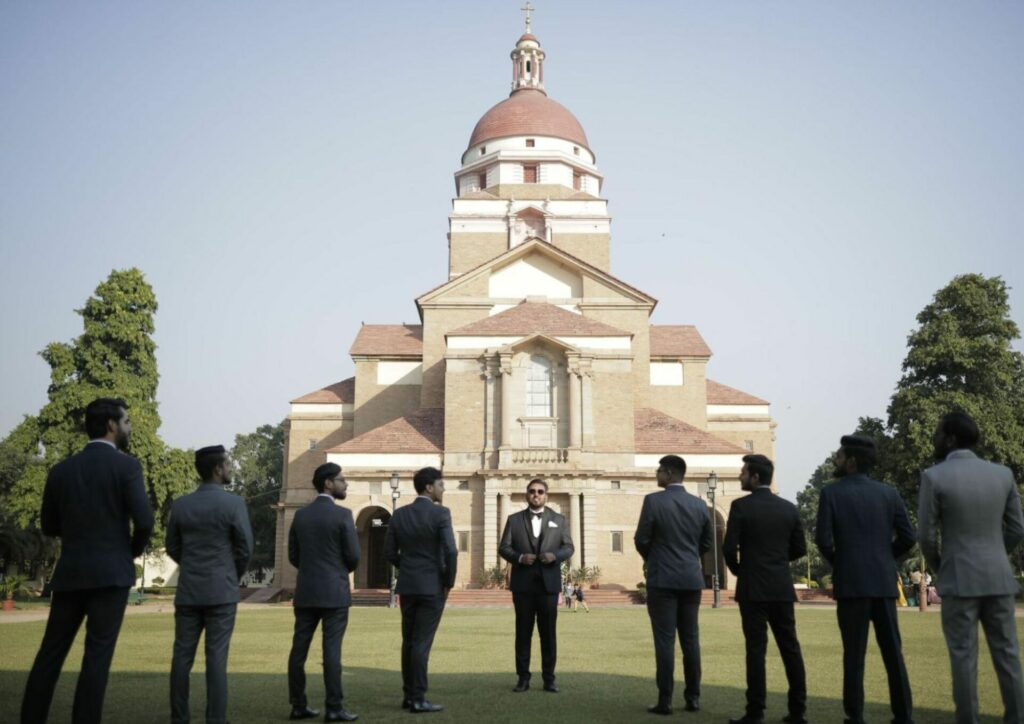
[{"xmin": 0, "ymin": 606, "xmax": 1017, "ymax": 722}]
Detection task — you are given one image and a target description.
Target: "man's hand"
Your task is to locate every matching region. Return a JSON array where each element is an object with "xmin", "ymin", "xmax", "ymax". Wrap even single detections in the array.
[
  {"xmin": 539, "ymin": 552, "xmax": 556, "ymax": 564},
  {"xmin": 520, "ymin": 553, "xmax": 537, "ymax": 565}
]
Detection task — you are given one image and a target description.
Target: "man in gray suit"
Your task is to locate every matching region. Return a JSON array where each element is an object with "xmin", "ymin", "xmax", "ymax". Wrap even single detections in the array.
[
  {"xmin": 919, "ymin": 411, "xmax": 1024, "ymax": 724},
  {"xmin": 635, "ymin": 454, "xmax": 713, "ymax": 716},
  {"xmin": 166, "ymin": 445, "xmax": 253, "ymax": 724},
  {"xmin": 287, "ymin": 462, "xmax": 360, "ymax": 723}
]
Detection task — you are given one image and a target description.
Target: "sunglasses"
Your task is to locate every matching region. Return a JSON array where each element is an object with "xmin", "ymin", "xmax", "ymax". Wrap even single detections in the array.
[{"xmin": 527, "ymin": 488, "xmax": 546, "ymax": 494}]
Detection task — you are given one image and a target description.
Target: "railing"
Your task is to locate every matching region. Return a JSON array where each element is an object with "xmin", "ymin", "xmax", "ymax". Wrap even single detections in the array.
[{"xmin": 510, "ymin": 448, "xmax": 569, "ymax": 465}]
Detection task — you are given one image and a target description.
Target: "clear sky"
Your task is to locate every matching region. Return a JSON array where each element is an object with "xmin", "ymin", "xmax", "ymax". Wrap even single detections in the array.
[{"xmin": 2, "ymin": 2, "xmax": 1021, "ymax": 501}]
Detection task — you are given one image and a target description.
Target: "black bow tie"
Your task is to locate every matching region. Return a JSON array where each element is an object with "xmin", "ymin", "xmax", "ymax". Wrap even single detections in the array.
[{"xmin": 531, "ymin": 512, "xmax": 543, "ymax": 519}]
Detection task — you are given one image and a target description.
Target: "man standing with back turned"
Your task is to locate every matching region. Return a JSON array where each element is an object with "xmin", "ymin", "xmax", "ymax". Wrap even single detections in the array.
[
  {"xmin": 723, "ymin": 454, "xmax": 807, "ymax": 724},
  {"xmin": 287, "ymin": 462, "xmax": 360, "ymax": 722},
  {"xmin": 919, "ymin": 411, "xmax": 1024, "ymax": 724},
  {"xmin": 21, "ymin": 398, "xmax": 154, "ymax": 724},
  {"xmin": 166, "ymin": 444, "xmax": 253, "ymax": 724},
  {"xmin": 635, "ymin": 454, "xmax": 712, "ymax": 716},
  {"xmin": 384, "ymin": 467, "xmax": 457, "ymax": 714},
  {"xmin": 816, "ymin": 434, "xmax": 915, "ymax": 724},
  {"xmin": 499, "ymin": 478, "xmax": 575, "ymax": 693}
]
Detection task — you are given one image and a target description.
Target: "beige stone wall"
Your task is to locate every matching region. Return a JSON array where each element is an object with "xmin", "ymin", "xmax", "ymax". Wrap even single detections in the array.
[
  {"xmin": 551, "ymin": 232, "xmax": 609, "ymax": 273},
  {"xmin": 449, "ymin": 232, "xmax": 507, "ymax": 276},
  {"xmin": 419, "ymin": 306, "xmax": 491, "ymax": 408},
  {"xmin": 443, "ymin": 356, "xmax": 486, "ymax": 455},
  {"xmin": 706, "ymin": 420, "xmax": 775, "ymax": 459},
  {"xmin": 285, "ymin": 415, "xmax": 350, "ymax": 503},
  {"xmin": 590, "ymin": 364, "xmax": 636, "ymax": 451},
  {"xmin": 491, "ymin": 184, "xmax": 579, "ymax": 200},
  {"xmin": 584, "ymin": 306, "xmax": 653, "ymax": 409},
  {"xmin": 648, "ymin": 359, "xmax": 709, "ymax": 428},
  {"xmin": 352, "ymin": 359, "xmax": 421, "ymax": 437},
  {"xmin": 589, "ymin": 489, "xmax": 648, "ymax": 588}
]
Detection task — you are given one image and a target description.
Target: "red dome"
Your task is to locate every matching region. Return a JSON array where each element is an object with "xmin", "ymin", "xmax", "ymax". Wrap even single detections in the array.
[{"xmin": 468, "ymin": 89, "xmax": 590, "ymax": 151}]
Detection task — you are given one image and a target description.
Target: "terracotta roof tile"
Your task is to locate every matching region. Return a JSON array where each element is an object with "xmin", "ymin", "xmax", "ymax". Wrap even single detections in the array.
[
  {"xmin": 469, "ymin": 88, "xmax": 590, "ymax": 151},
  {"xmin": 634, "ymin": 408, "xmax": 748, "ymax": 454},
  {"xmin": 327, "ymin": 408, "xmax": 444, "ymax": 454},
  {"xmin": 349, "ymin": 325, "xmax": 423, "ymax": 357},
  {"xmin": 706, "ymin": 380, "xmax": 769, "ymax": 405},
  {"xmin": 291, "ymin": 377, "xmax": 354, "ymax": 404},
  {"xmin": 449, "ymin": 301, "xmax": 630, "ymax": 337},
  {"xmin": 649, "ymin": 325, "xmax": 712, "ymax": 358}
]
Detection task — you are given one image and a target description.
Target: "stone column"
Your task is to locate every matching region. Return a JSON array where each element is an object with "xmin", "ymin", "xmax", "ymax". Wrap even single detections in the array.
[
  {"xmin": 484, "ymin": 486, "xmax": 499, "ymax": 570},
  {"xmin": 483, "ymin": 356, "xmax": 497, "ymax": 451},
  {"xmin": 497, "ymin": 491, "xmax": 511, "ymax": 558},
  {"xmin": 499, "ymin": 354, "xmax": 514, "ymax": 449},
  {"xmin": 580, "ymin": 363, "xmax": 595, "ymax": 447},
  {"xmin": 582, "ymin": 488, "xmax": 597, "ymax": 569},
  {"xmin": 570, "ymin": 491, "xmax": 581, "ymax": 570},
  {"xmin": 567, "ymin": 358, "xmax": 582, "ymax": 449}
]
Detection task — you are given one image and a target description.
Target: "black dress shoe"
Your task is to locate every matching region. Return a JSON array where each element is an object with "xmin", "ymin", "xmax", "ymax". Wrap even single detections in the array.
[
  {"xmin": 401, "ymin": 699, "xmax": 412, "ymax": 709},
  {"xmin": 684, "ymin": 698, "xmax": 700, "ymax": 712},
  {"xmin": 728, "ymin": 716, "xmax": 764, "ymax": 724},
  {"xmin": 647, "ymin": 704, "xmax": 673, "ymax": 715},
  {"xmin": 410, "ymin": 700, "xmax": 443, "ymax": 713},
  {"xmin": 542, "ymin": 683, "xmax": 559, "ymax": 693},
  {"xmin": 324, "ymin": 710, "xmax": 358, "ymax": 723},
  {"xmin": 290, "ymin": 707, "xmax": 321, "ymax": 720},
  {"xmin": 782, "ymin": 715, "xmax": 808, "ymax": 724},
  {"xmin": 512, "ymin": 679, "xmax": 530, "ymax": 693}
]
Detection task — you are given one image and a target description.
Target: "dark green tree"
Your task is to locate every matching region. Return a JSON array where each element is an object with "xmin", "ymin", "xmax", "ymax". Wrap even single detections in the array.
[
  {"xmin": 885, "ymin": 274, "xmax": 1024, "ymax": 512},
  {"xmin": 10, "ymin": 268, "xmax": 194, "ymax": 549},
  {"xmin": 0, "ymin": 416, "xmax": 55, "ymax": 575},
  {"xmin": 231, "ymin": 423, "xmax": 284, "ymax": 575}
]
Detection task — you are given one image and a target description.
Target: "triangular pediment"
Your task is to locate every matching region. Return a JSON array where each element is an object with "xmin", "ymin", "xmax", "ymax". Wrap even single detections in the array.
[{"xmin": 416, "ymin": 239, "xmax": 657, "ymax": 317}]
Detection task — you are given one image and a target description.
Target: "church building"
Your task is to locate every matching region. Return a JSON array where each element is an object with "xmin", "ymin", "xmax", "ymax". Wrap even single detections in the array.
[{"xmin": 274, "ymin": 19, "xmax": 775, "ymax": 593}]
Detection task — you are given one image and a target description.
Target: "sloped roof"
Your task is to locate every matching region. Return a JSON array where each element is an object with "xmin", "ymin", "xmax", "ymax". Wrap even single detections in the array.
[
  {"xmin": 449, "ymin": 301, "xmax": 630, "ymax": 337},
  {"xmin": 327, "ymin": 408, "xmax": 444, "ymax": 454},
  {"xmin": 291, "ymin": 377, "xmax": 355, "ymax": 404},
  {"xmin": 649, "ymin": 325, "xmax": 712, "ymax": 358},
  {"xmin": 706, "ymin": 380, "xmax": 769, "ymax": 405},
  {"xmin": 349, "ymin": 325, "xmax": 423, "ymax": 357},
  {"xmin": 634, "ymin": 408, "xmax": 748, "ymax": 454}
]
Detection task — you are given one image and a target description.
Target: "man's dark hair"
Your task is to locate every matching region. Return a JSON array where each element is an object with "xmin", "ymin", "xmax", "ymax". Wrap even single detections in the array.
[
  {"xmin": 312, "ymin": 463, "xmax": 341, "ymax": 493},
  {"xmin": 527, "ymin": 478, "xmax": 548, "ymax": 492},
  {"xmin": 938, "ymin": 410, "xmax": 980, "ymax": 449},
  {"xmin": 413, "ymin": 467, "xmax": 443, "ymax": 494},
  {"xmin": 840, "ymin": 434, "xmax": 878, "ymax": 474},
  {"xmin": 84, "ymin": 397, "xmax": 127, "ymax": 439},
  {"xmin": 659, "ymin": 454, "xmax": 687, "ymax": 479},
  {"xmin": 742, "ymin": 454, "xmax": 774, "ymax": 486},
  {"xmin": 195, "ymin": 447, "xmax": 229, "ymax": 481}
]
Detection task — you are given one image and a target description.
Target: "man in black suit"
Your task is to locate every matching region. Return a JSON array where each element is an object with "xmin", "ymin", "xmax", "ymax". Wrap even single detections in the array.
[
  {"xmin": 723, "ymin": 454, "xmax": 807, "ymax": 724},
  {"xmin": 816, "ymin": 434, "xmax": 916, "ymax": 724},
  {"xmin": 286, "ymin": 462, "xmax": 360, "ymax": 723},
  {"xmin": 634, "ymin": 454, "xmax": 712, "ymax": 716},
  {"xmin": 166, "ymin": 445, "xmax": 253, "ymax": 724},
  {"xmin": 384, "ymin": 467, "xmax": 457, "ymax": 714},
  {"xmin": 21, "ymin": 398, "xmax": 154, "ymax": 724},
  {"xmin": 499, "ymin": 478, "xmax": 575, "ymax": 693}
]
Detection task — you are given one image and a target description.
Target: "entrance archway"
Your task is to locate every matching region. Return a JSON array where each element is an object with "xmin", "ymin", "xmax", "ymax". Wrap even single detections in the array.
[{"xmin": 356, "ymin": 506, "xmax": 392, "ymax": 589}]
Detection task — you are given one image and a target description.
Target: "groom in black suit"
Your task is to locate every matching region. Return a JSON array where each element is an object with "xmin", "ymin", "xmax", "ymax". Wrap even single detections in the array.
[
  {"xmin": 499, "ymin": 478, "xmax": 575, "ymax": 693},
  {"xmin": 287, "ymin": 463, "xmax": 360, "ymax": 722},
  {"xmin": 723, "ymin": 454, "xmax": 807, "ymax": 724},
  {"xmin": 21, "ymin": 397, "xmax": 154, "ymax": 724}
]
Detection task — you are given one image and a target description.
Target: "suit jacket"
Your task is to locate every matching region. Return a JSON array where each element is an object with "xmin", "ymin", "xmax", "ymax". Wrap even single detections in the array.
[
  {"xmin": 815, "ymin": 473, "xmax": 915, "ymax": 599},
  {"xmin": 723, "ymin": 488, "xmax": 806, "ymax": 602},
  {"xmin": 384, "ymin": 496, "xmax": 457, "ymax": 596},
  {"xmin": 499, "ymin": 507, "xmax": 575, "ymax": 593},
  {"xmin": 288, "ymin": 495, "xmax": 360, "ymax": 608},
  {"xmin": 166, "ymin": 483, "xmax": 253, "ymax": 606},
  {"xmin": 634, "ymin": 485, "xmax": 713, "ymax": 591},
  {"xmin": 41, "ymin": 441, "xmax": 154, "ymax": 592},
  {"xmin": 919, "ymin": 449, "xmax": 1024, "ymax": 597}
]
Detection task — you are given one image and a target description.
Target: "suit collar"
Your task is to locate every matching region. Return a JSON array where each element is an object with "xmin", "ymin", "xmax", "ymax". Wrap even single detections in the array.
[{"xmin": 945, "ymin": 449, "xmax": 978, "ymax": 461}]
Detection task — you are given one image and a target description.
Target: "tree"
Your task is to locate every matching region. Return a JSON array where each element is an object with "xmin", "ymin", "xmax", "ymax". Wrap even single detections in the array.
[
  {"xmin": 7, "ymin": 268, "xmax": 193, "ymax": 550},
  {"xmin": 231, "ymin": 423, "xmax": 284, "ymax": 574},
  {"xmin": 0, "ymin": 417, "xmax": 56, "ymax": 576},
  {"xmin": 885, "ymin": 274, "xmax": 1024, "ymax": 512}
]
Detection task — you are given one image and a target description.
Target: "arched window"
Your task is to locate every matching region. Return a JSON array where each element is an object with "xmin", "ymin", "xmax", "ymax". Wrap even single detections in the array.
[{"xmin": 526, "ymin": 355, "xmax": 552, "ymax": 416}]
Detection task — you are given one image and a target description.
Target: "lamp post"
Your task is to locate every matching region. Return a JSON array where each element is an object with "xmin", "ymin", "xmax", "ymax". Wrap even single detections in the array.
[
  {"xmin": 388, "ymin": 472, "xmax": 401, "ymax": 609},
  {"xmin": 706, "ymin": 471, "xmax": 721, "ymax": 608}
]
